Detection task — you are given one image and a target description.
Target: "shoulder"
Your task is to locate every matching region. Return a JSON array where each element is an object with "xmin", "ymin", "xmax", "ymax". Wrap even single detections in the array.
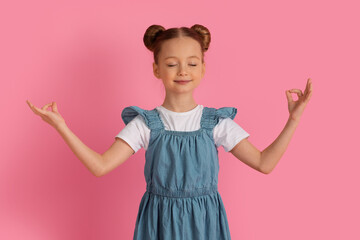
[
  {"xmin": 121, "ymin": 106, "xmax": 146, "ymax": 125},
  {"xmin": 215, "ymin": 107, "xmax": 237, "ymax": 120},
  {"xmin": 121, "ymin": 105, "xmax": 157, "ymax": 126},
  {"xmin": 203, "ymin": 106, "xmax": 238, "ymax": 121}
]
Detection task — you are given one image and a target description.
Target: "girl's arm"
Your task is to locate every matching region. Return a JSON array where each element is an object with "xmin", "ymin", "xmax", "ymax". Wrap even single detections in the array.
[
  {"xmin": 230, "ymin": 78, "xmax": 313, "ymax": 174},
  {"xmin": 55, "ymin": 122, "xmax": 105, "ymax": 177},
  {"xmin": 259, "ymin": 117, "xmax": 300, "ymax": 174},
  {"xmin": 55, "ymin": 123, "xmax": 135, "ymax": 177},
  {"xmin": 27, "ymin": 100, "xmax": 134, "ymax": 177}
]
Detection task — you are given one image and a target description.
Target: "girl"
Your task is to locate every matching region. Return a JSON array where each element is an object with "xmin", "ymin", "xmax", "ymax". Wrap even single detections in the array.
[{"xmin": 26, "ymin": 24, "xmax": 313, "ymax": 239}]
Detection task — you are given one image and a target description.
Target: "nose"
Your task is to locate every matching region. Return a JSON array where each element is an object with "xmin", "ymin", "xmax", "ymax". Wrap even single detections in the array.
[{"xmin": 177, "ymin": 63, "xmax": 188, "ymax": 76}]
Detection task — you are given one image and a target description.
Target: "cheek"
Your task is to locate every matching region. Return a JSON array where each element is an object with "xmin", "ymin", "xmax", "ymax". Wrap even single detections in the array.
[
  {"xmin": 163, "ymin": 69, "xmax": 176, "ymax": 76},
  {"xmin": 194, "ymin": 69, "xmax": 203, "ymax": 76},
  {"xmin": 164, "ymin": 72, "xmax": 174, "ymax": 79}
]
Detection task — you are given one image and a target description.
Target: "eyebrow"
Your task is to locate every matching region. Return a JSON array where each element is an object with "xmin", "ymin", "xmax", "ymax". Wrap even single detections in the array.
[{"xmin": 164, "ymin": 56, "xmax": 200, "ymax": 60}]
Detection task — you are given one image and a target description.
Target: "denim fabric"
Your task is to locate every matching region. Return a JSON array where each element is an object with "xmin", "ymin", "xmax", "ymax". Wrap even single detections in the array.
[{"xmin": 121, "ymin": 106, "xmax": 237, "ymax": 240}]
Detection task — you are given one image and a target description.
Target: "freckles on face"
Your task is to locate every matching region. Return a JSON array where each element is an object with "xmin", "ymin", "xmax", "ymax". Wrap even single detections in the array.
[{"xmin": 153, "ymin": 37, "xmax": 205, "ymax": 91}]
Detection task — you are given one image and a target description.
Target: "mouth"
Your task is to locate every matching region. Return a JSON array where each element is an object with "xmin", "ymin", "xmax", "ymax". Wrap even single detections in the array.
[
  {"xmin": 174, "ymin": 80, "xmax": 192, "ymax": 83},
  {"xmin": 174, "ymin": 80, "xmax": 192, "ymax": 85}
]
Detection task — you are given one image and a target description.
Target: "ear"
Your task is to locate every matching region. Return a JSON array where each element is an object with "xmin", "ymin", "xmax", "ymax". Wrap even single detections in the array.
[
  {"xmin": 201, "ymin": 62, "xmax": 205, "ymax": 78},
  {"xmin": 153, "ymin": 62, "xmax": 160, "ymax": 79}
]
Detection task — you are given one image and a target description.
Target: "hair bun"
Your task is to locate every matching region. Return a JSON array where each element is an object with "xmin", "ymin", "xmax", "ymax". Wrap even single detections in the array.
[
  {"xmin": 190, "ymin": 24, "xmax": 211, "ymax": 52},
  {"xmin": 143, "ymin": 25, "xmax": 166, "ymax": 52}
]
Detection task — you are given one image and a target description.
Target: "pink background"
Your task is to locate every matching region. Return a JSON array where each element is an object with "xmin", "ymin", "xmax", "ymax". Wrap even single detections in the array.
[{"xmin": 1, "ymin": 0, "xmax": 359, "ymax": 239}]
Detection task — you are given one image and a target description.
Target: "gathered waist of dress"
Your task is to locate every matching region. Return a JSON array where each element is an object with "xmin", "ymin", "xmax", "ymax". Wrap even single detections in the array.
[{"xmin": 146, "ymin": 184, "xmax": 218, "ymax": 198}]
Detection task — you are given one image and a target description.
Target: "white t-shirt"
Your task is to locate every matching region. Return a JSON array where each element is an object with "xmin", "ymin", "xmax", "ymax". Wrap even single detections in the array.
[{"xmin": 115, "ymin": 105, "xmax": 250, "ymax": 154}]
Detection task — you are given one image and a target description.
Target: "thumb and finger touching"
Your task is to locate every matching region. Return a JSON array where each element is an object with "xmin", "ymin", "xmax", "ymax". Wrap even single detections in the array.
[
  {"xmin": 41, "ymin": 103, "xmax": 53, "ymax": 113},
  {"xmin": 27, "ymin": 100, "xmax": 50, "ymax": 116},
  {"xmin": 52, "ymin": 102, "xmax": 59, "ymax": 113},
  {"xmin": 286, "ymin": 89, "xmax": 303, "ymax": 103},
  {"xmin": 285, "ymin": 90, "xmax": 293, "ymax": 103},
  {"xmin": 27, "ymin": 100, "xmax": 64, "ymax": 127},
  {"xmin": 285, "ymin": 79, "xmax": 313, "ymax": 116}
]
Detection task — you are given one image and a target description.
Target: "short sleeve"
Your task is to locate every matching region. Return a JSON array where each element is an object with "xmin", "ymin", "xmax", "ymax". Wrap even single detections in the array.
[
  {"xmin": 121, "ymin": 106, "xmax": 148, "ymax": 126},
  {"xmin": 213, "ymin": 109, "xmax": 250, "ymax": 152},
  {"xmin": 215, "ymin": 107, "xmax": 237, "ymax": 120},
  {"xmin": 115, "ymin": 115, "xmax": 148, "ymax": 154}
]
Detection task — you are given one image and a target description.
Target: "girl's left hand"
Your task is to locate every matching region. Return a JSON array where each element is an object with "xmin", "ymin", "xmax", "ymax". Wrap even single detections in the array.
[{"xmin": 286, "ymin": 78, "xmax": 313, "ymax": 122}]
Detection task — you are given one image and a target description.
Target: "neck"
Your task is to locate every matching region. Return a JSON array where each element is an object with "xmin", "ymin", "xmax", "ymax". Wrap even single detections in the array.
[{"xmin": 161, "ymin": 93, "xmax": 198, "ymax": 113}]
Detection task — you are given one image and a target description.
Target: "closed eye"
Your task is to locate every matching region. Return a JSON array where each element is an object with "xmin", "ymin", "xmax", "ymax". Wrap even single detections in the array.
[{"xmin": 167, "ymin": 64, "xmax": 197, "ymax": 67}]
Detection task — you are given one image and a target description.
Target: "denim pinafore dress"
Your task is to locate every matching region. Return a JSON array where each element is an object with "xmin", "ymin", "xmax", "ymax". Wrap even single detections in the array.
[{"xmin": 121, "ymin": 105, "xmax": 237, "ymax": 240}]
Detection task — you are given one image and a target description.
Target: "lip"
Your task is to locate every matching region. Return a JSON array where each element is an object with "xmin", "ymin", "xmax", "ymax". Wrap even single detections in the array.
[{"xmin": 174, "ymin": 80, "xmax": 192, "ymax": 85}]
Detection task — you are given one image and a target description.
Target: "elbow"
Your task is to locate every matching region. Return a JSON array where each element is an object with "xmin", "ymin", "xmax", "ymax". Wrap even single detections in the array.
[
  {"xmin": 260, "ymin": 168, "xmax": 272, "ymax": 175},
  {"xmin": 93, "ymin": 168, "xmax": 103, "ymax": 177},
  {"xmin": 259, "ymin": 164, "xmax": 272, "ymax": 174},
  {"xmin": 259, "ymin": 152, "xmax": 272, "ymax": 175},
  {"xmin": 96, "ymin": 164, "xmax": 105, "ymax": 177},
  {"xmin": 94, "ymin": 156, "xmax": 105, "ymax": 177}
]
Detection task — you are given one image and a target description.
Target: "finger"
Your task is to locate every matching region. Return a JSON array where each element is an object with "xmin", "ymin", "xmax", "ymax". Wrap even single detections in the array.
[
  {"xmin": 305, "ymin": 78, "xmax": 312, "ymax": 94},
  {"xmin": 29, "ymin": 105, "xmax": 46, "ymax": 116},
  {"xmin": 42, "ymin": 103, "xmax": 53, "ymax": 111},
  {"xmin": 308, "ymin": 90, "xmax": 313, "ymax": 101},
  {"xmin": 289, "ymin": 89, "xmax": 302, "ymax": 94},
  {"xmin": 304, "ymin": 79, "xmax": 309, "ymax": 95},
  {"xmin": 26, "ymin": 100, "xmax": 33, "ymax": 110},
  {"xmin": 33, "ymin": 105, "xmax": 47, "ymax": 115},
  {"xmin": 27, "ymin": 101, "xmax": 47, "ymax": 115},
  {"xmin": 27, "ymin": 100, "xmax": 40, "ymax": 115},
  {"xmin": 297, "ymin": 92, "xmax": 303, "ymax": 99},
  {"xmin": 289, "ymin": 89, "xmax": 303, "ymax": 99},
  {"xmin": 26, "ymin": 100, "xmax": 34, "ymax": 108},
  {"xmin": 306, "ymin": 91, "xmax": 313, "ymax": 102},
  {"xmin": 285, "ymin": 90, "xmax": 293, "ymax": 102},
  {"xmin": 305, "ymin": 85, "xmax": 313, "ymax": 103},
  {"xmin": 28, "ymin": 104, "xmax": 39, "ymax": 115},
  {"xmin": 306, "ymin": 78, "xmax": 310, "ymax": 90},
  {"xmin": 303, "ymin": 92, "xmax": 311, "ymax": 104},
  {"xmin": 305, "ymin": 79, "xmax": 313, "ymax": 96},
  {"xmin": 52, "ymin": 102, "xmax": 59, "ymax": 113}
]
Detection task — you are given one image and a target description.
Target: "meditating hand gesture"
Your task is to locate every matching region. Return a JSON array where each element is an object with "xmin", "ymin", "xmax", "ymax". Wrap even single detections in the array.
[
  {"xmin": 286, "ymin": 78, "xmax": 313, "ymax": 122},
  {"xmin": 26, "ymin": 100, "xmax": 66, "ymax": 130}
]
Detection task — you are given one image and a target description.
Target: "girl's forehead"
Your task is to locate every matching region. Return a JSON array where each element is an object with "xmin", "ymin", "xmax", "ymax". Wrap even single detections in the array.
[
  {"xmin": 162, "ymin": 46, "xmax": 200, "ymax": 54},
  {"xmin": 160, "ymin": 53, "xmax": 201, "ymax": 61},
  {"xmin": 159, "ymin": 38, "xmax": 202, "ymax": 60},
  {"xmin": 162, "ymin": 38, "xmax": 200, "ymax": 50}
]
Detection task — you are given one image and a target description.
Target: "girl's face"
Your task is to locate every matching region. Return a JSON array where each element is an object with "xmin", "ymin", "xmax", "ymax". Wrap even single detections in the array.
[{"xmin": 153, "ymin": 37, "xmax": 205, "ymax": 94}]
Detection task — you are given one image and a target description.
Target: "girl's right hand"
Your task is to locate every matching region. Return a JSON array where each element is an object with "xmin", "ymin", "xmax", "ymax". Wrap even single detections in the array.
[{"xmin": 26, "ymin": 100, "xmax": 66, "ymax": 130}]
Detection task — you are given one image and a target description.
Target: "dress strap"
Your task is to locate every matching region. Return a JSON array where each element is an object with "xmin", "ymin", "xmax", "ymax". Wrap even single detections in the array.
[
  {"xmin": 121, "ymin": 106, "xmax": 163, "ymax": 130},
  {"xmin": 201, "ymin": 106, "xmax": 238, "ymax": 131}
]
